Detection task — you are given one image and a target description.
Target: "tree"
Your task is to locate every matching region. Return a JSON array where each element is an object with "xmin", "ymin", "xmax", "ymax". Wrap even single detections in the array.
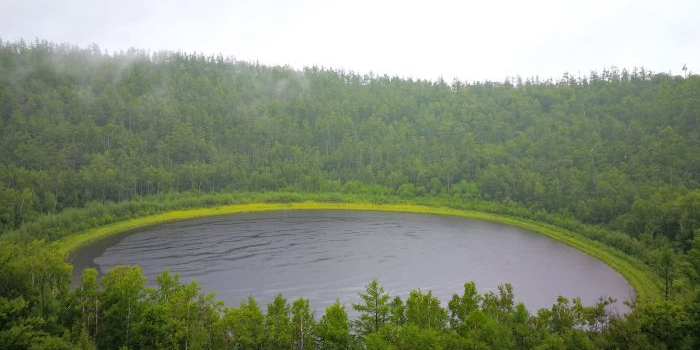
[
  {"xmin": 221, "ymin": 295, "xmax": 265, "ymax": 349},
  {"xmin": 28, "ymin": 335, "xmax": 76, "ymax": 350},
  {"xmin": 265, "ymin": 294, "xmax": 293, "ymax": 350},
  {"xmin": 652, "ymin": 247, "xmax": 677, "ymax": 300},
  {"xmin": 98, "ymin": 266, "xmax": 146, "ymax": 349},
  {"xmin": 404, "ymin": 289, "xmax": 447, "ymax": 330},
  {"xmin": 352, "ymin": 279, "xmax": 390, "ymax": 335},
  {"xmin": 688, "ymin": 230, "xmax": 700, "ymax": 283},
  {"xmin": 389, "ymin": 296, "xmax": 406, "ymax": 325},
  {"xmin": 395, "ymin": 324, "xmax": 442, "ymax": 350},
  {"xmin": 20, "ymin": 241, "xmax": 71, "ymax": 324},
  {"xmin": 448, "ymin": 282, "xmax": 482, "ymax": 329},
  {"xmin": 317, "ymin": 300, "xmax": 351, "ymax": 350},
  {"xmin": 0, "ymin": 186, "xmax": 36, "ymax": 230},
  {"xmin": 76, "ymin": 268, "xmax": 99, "ymax": 344},
  {"xmin": 169, "ymin": 280, "xmax": 217, "ymax": 350},
  {"xmin": 635, "ymin": 301, "xmax": 693, "ymax": 350},
  {"xmin": 291, "ymin": 298, "xmax": 315, "ymax": 350},
  {"xmin": 0, "ymin": 241, "xmax": 73, "ymax": 349},
  {"xmin": 0, "ymin": 296, "xmax": 44, "ymax": 350},
  {"xmin": 136, "ymin": 300, "xmax": 174, "ymax": 350},
  {"xmin": 481, "ymin": 283, "xmax": 515, "ymax": 324}
]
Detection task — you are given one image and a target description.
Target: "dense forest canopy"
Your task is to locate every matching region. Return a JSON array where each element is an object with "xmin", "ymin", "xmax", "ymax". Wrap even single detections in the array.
[
  {"xmin": 1, "ymin": 40, "xmax": 699, "ymax": 248},
  {"xmin": 1, "ymin": 39, "xmax": 700, "ymax": 349}
]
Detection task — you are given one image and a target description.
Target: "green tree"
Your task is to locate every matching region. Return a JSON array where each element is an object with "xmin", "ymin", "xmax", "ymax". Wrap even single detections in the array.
[
  {"xmin": 136, "ymin": 301, "xmax": 174, "ymax": 350},
  {"xmin": 481, "ymin": 284, "xmax": 515, "ymax": 324},
  {"xmin": 291, "ymin": 298, "xmax": 315, "ymax": 350},
  {"xmin": 169, "ymin": 280, "xmax": 218, "ymax": 350},
  {"xmin": 448, "ymin": 282, "xmax": 482, "ymax": 329},
  {"xmin": 635, "ymin": 301, "xmax": 693, "ymax": 350},
  {"xmin": 688, "ymin": 230, "xmax": 700, "ymax": 283},
  {"xmin": 317, "ymin": 300, "xmax": 350, "ymax": 350},
  {"xmin": 0, "ymin": 296, "xmax": 44, "ymax": 350},
  {"xmin": 98, "ymin": 266, "xmax": 146, "ymax": 350},
  {"xmin": 29, "ymin": 335, "xmax": 76, "ymax": 350},
  {"xmin": 405, "ymin": 289, "xmax": 447, "ymax": 330},
  {"xmin": 652, "ymin": 247, "xmax": 677, "ymax": 300},
  {"xmin": 395, "ymin": 324, "xmax": 441, "ymax": 350},
  {"xmin": 75, "ymin": 269, "xmax": 99, "ymax": 345},
  {"xmin": 265, "ymin": 294, "xmax": 293, "ymax": 350},
  {"xmin": 352, "ymin": 279, "xmax": 390, "ymax": 335},
  {"xmin": 221, "ymin": 295, "xmax": 265, "ymax": 349},
  {"xmin": 388, "ymin": 296, "xmax": 406, "ymax": 325}
]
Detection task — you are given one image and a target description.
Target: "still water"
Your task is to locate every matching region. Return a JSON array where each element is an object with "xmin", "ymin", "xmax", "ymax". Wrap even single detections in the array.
[{"xmin": 70, "ymin": 210, "xmax": 634, "ymax": 314}]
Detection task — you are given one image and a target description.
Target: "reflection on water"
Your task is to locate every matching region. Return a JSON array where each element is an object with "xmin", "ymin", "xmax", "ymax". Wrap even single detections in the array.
[{"xmin": 70, "ymin": 211, "xmax": 634, "ymax": 314}]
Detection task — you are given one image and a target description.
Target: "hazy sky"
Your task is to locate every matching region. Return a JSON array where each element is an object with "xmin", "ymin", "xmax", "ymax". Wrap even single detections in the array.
[{"xmin": 1, "ymin": 0, "xmax": 698, "ymax": 82}]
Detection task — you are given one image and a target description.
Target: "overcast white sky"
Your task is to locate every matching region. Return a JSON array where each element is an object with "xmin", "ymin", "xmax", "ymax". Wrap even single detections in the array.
[{"xmin": 1, "ymin": 0, "xmax": 698, "ymax": 82}]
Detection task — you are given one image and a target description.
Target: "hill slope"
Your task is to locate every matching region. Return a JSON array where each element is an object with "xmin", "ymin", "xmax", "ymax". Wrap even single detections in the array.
[{"xmin": 2, "ymin": 40, "xmax": 699, "ymax": 249}]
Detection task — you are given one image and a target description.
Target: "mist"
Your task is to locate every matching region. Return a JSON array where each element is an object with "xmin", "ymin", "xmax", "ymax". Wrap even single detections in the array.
[{"xmin": 2, "ymin": 0, "xmax": 699, "ymax": 81}]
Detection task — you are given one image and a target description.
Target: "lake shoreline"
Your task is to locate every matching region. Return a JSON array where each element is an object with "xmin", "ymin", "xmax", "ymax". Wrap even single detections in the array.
[{"xmin": 54, "ymin": 201, "xmax": 663, "ymax": 301}]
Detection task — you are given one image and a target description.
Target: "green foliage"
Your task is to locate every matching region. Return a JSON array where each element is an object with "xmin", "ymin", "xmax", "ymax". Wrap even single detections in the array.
[
  {"xmin": 97, "ymin": 266, "xmax": 145, "ymax": 349},
  {"xmin": 265, "ymin": 294, "xmax": 293, "ymax": 349},
  {"xmin": 144, "ymin": 271, "xmax": 221, "ymax": 350},
  {"xmin": 448, "ymin": 282, "xmax": 482, "ymax": 329},
  {"xmin": 0, "ymin": 296, "xmax": 44, "ymax": 350},
  {"xmin": 317, "ymin": 300, "xmax": 351, "ymax": 350},
  {"xmin": 634, "ymin": 302, "xmax": 694, "ymax": 350},
  {"xmin": 221, "ymin": 296, "xmax": 265, "ymax": 349},
  {"xmin": 0, "ymin": 235, "xmax": 698, "ymax": 350},
  {"xmin": 394, "ymin": 324, "xmax": 442, "ymax": 350},
  {"xmin": 688, "ymin": 230, "xmax": 700, "ymax": 284},
  {"xmin": 0, "ymin": 241, "xmax": 72, "ymax": 349},
  {"xmin": 3, "ymin": 37, "xmax": 700, "ymax": 312},
  {"xmin": 29, "ymin": 336, "xmax": 74, "ymax": 350},
  {"xmin": 2, "ymin": 40, "xmax": 700, "ymax": 257},
  {"xmin": 404, "ymin": 289, "xmax": 447, "ymax": 330},
  {"xmin": 388, "ymin": 296, "xmax": 406, "ymax": 325},
  {"xmin": 75, "ymin": 328, "xmax": 96, "ymax": 350},
  {"xmin": 2, "ymin": 39, "xmax": 700, "ymax": 349},
  {"xmin": 75, "ymin": 269, "xmax": 98, "ymax": 345},
  {"xmin": 291, "ymin": 298, "xmax": 315, "ymax": 350},
  {"xmin": 352, "ymin": 279, "xmax": 390, "ymax": 335}
]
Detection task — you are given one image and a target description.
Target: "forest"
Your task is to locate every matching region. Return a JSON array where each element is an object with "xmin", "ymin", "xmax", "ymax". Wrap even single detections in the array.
[{"xmin": 0, "ymin": 40, "xmax": 699, "ymax": 349}]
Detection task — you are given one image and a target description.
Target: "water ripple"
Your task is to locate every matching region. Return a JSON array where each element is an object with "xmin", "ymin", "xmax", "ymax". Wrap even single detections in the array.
[{"xmin": 79, "ymin": 210, "xmax": 634, "ymax": 315}]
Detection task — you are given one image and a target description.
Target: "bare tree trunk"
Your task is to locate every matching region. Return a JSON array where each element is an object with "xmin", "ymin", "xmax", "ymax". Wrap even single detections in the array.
[
  {"xmin": 95, "ymin": 299, "xmax": 99, "ymax": 343},
  {"xmin": 300, "ymin": 315, "xmax": 304, "ymax": 350},
  {"xmin": 126, "ymin": 301, "xmax": 131, "ymax": 346}
]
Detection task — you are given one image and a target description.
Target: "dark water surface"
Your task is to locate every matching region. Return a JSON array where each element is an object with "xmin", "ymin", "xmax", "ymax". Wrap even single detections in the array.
[{"xmin": 70, "ymin": 210, "xmax": 634, "ymax": 314}]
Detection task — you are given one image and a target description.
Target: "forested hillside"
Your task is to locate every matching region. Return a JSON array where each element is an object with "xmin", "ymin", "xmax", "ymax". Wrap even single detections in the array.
[
  {"xmin": 2, "ymin": 40, "xmax": 700, "ymax": 349},
  {"xmin": 2, "ymin": 40, "xmax": 699, "ymax": 248}
]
